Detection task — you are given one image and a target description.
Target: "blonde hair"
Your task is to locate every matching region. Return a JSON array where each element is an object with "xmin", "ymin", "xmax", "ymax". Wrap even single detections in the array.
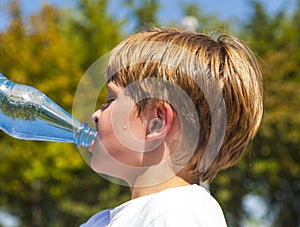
[{"xmin": 106, "ymin": 27, "xmax": 263, "ymax": 183}]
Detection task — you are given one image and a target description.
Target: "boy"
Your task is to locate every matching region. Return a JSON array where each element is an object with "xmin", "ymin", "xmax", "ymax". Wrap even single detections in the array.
[{"xmin": 81, "ymin": 27, "xmax": 263, "ymax": 226}]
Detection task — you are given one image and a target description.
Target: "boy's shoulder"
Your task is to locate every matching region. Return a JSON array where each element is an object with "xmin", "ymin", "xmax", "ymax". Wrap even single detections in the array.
[
  {"xmin": 107, "ymin": 184, "xmax": 227, "ymax": 226},
  {"xmin": 145, "ymin": 184, "xmax": 219, "ymax": 212},
  {"xmin": 140, "ymin": 184, "xmax": 227, "ymax": 226}
]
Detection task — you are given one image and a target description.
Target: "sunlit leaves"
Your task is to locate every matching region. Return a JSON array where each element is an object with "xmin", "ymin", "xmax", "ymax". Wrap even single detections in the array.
[{"xmin": 0, "ymin": 0, "xmax": 126, "ymax": 226}]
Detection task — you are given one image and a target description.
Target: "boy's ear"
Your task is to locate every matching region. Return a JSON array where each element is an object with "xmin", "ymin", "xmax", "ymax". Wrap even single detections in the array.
[{"xmin": 146, "ymin": 102, "xmax": 174, "ymax": 140}]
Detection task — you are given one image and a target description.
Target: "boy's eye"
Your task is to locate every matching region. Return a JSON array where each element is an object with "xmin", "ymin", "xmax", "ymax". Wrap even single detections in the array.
[{"xmin": 101, "ymin": 99, "xmax": 114, "ymax": 110}]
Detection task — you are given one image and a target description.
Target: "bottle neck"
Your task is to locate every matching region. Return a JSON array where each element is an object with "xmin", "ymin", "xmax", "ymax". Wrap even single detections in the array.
[{"xmin": 75, "ymin": 123, "xmax": 97, "ymax": 147}]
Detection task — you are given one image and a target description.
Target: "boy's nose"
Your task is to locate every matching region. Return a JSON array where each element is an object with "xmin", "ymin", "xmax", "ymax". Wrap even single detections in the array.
[{"xmin": 91, "ymin": 109, "xmax": 102, "ymax": 127}]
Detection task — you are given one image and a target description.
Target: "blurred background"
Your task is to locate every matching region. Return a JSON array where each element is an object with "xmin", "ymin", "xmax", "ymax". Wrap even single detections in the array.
[{"xmin": 0, "ymin": 0, "xmax": 299, "ymax": 226}]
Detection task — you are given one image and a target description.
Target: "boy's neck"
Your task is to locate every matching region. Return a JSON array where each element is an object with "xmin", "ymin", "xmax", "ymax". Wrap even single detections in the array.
[{"xmin": 130, "ymin": 174, "xmax": 192, "ymax": 199}]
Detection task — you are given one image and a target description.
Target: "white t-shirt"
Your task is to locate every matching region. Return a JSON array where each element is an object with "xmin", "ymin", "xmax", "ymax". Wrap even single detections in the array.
[{"xmin": 80, "ymin": 184, "xmax": 227, "ymax": 227}]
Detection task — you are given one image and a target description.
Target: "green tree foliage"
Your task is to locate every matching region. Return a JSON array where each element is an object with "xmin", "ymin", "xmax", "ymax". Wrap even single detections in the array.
[
  {"xmin": 244, "ymin": 2, "xmax": 300, "ymax": 226},
  {"xmin": 212, "ymin": 1, "xmax": 300, "ymax": 226},
  {"xmin": 65, "ymin": 0, "xmax": 124, "ymax": 69},
  {"xmin": 183, "ymin": 3, "xmax": 230, "ymax": 33},
  {"xmin": 125, "ymin": 0, "xmax": 159, "ymax": 30},
  {"xmin": 0, "ymin": 1, "xmax": 129, "ymax": 226}
]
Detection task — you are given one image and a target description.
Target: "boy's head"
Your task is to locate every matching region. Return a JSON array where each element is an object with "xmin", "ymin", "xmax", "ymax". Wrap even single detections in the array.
[{"xmin": 105, "ymin": 27, "xmax": 263, "ymax": 183}]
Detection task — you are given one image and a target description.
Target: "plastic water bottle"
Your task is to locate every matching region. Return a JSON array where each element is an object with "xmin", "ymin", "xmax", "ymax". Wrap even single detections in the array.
[{"xmin": 0, "ymin": 73, "xmax": 97, "ymax": 147}]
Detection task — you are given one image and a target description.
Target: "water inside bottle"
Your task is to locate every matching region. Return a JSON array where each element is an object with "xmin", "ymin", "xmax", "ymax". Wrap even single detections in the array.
[{"xmin": 0, "ymin": 75, "xmax": 97, "ymax": 147}]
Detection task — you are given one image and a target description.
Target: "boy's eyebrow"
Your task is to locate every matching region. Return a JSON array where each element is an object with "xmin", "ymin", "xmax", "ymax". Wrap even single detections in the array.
[{"xmin": 107, "ymin": 78, "xmax": 113, "ymax": 84}]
